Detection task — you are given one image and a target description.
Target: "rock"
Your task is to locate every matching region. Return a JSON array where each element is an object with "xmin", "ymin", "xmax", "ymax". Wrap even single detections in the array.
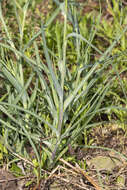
[{"xmin": 87, "ymin": 155, "xmax": 122, "ymax": 171}]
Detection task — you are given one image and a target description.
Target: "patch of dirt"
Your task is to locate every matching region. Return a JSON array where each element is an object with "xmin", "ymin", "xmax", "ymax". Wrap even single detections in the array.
[
  {"xmin": 0, "ymin": 168, "xmax": 19, "ymax": 190},
  {"xmin": 0, "ymin": 168, "xmax": 37, "ymax": 190},
  {"xmin": 68, "ymin": 124, "xmax": 127, "ymax": 189}
]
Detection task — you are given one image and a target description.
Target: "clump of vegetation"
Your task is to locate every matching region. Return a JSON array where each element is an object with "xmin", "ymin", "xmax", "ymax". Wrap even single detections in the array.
[{"xmin": 0, "ymin": 0, "xmax": 127, "ymax": 189}]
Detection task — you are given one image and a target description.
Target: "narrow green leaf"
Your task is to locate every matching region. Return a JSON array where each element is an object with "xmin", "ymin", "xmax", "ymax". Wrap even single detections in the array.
[{"xmin": 41, "ymin": 23, "xmax": 63, "ymax": 100}]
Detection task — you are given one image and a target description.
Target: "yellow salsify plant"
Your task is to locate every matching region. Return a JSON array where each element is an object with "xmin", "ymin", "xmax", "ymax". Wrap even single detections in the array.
[{"xmin": 0, "ymin": 0, "xmax": 127, "ymax": 182}]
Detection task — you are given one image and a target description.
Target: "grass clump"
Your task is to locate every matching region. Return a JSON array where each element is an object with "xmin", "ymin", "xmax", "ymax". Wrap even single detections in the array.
[{"xmin": 0, "ymin": 0, "xmax": 127, "ymax": 187}]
